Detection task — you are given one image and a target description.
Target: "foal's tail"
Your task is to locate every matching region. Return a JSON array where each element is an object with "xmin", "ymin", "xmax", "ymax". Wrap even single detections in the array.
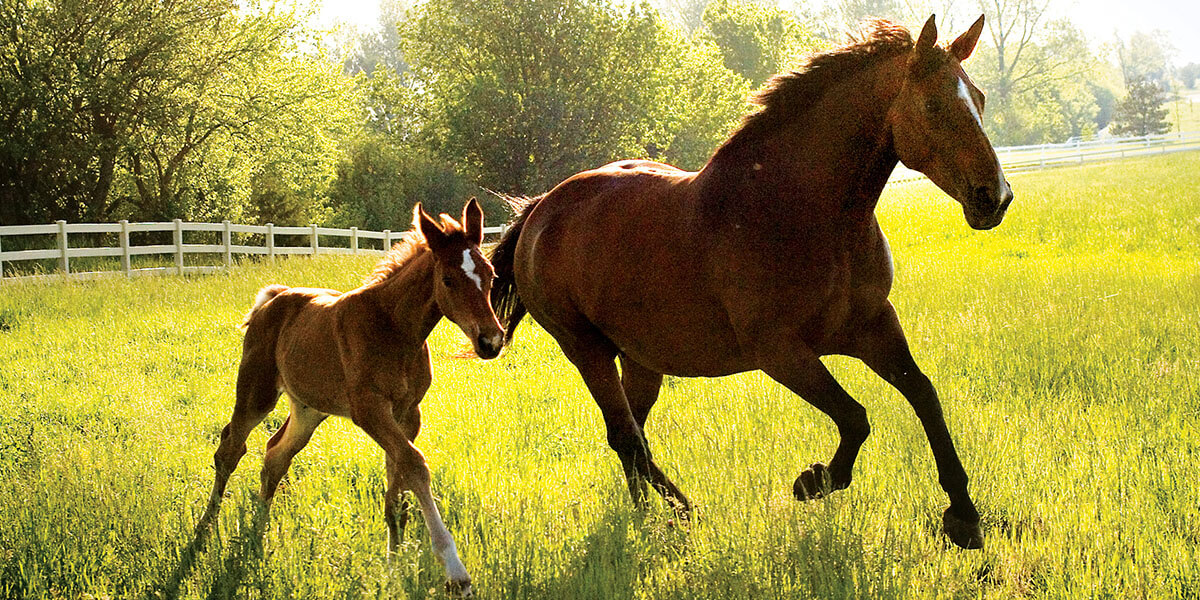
[
  {"xmin": 489, "ymin": 194, "xmax": 543, "ymax": 346},
  {"xmin": 240, "ymin": 284, "xmax": 289, "ymax": 331}
]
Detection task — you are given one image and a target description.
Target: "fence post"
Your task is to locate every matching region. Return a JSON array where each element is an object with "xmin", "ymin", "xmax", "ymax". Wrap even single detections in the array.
[
  {"xmin": 119, "ymin": 220, "xmax": 131, "ymax": 276},
  {"xmin": 222, "ymin": 220, "xmax": 232, "ymax": 270},
  {"xmin": 173, "ymin": 218, "xmax": 184, "ymax": 275},
  {"xmin": 0, "ymin": 231, "xmax": 4, "ymax": 279},
  {"xmin": 57, "ymin": 220, "xmax": 69, "ymax": 274},
  {"xmin": 310, "ymin": 224, "xmax": 319, "ymax": 256},
  {"xmin": 266, "ymin": 223, "xmax": 275, "ymax": 263},
  {"xmin": 383, "ymin": 229, "xmax": 391, "ymax": 252},
  {"xmin": 350, "ymin": 227, "xmax": 358, "ymax": 254}
]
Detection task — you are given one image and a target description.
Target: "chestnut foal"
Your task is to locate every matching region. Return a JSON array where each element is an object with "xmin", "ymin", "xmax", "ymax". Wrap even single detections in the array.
[{"xmin": 197, "ymin": 199, "xmax": 503, "ymax": 595}]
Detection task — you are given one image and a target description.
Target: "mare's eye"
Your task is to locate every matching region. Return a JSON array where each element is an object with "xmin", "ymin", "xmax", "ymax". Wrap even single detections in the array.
[{"xmin": 442, "ymin": 276, "xmax": 453, "ymax": 287}]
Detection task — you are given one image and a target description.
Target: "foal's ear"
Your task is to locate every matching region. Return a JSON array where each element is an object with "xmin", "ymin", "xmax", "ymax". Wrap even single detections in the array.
[
  {"xmin": 915, "ymin": 14, "xmax": 938, "ymax": 54},
  {"xmin": 462, "ymin": 197, "xmax": 483, "ymax": 246},
  {"xmin": 414, "ymin": 202, "xmax": 449, "ymax": 251},
  {"xmin": 950, "ymin": 15, "xmax": 985, "ymax": 62}
]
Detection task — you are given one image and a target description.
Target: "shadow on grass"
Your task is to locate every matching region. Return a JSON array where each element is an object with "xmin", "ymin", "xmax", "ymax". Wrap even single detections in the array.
[{"xmin": 150, "ymin": 500, "xmax": 270, "ymax": 600}]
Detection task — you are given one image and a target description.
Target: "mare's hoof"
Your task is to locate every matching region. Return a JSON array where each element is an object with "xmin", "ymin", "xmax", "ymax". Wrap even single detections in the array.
[
  {"xmin": 792, "ymin": 463, "xmax": 834, "ymax": 500},
  {"xmin": 943, "ymin": 508, "xmax": 983, "ymax": 550},
  {"xmin": 445, "ymin": 580, "xmax": 473, "ymax": 598}
]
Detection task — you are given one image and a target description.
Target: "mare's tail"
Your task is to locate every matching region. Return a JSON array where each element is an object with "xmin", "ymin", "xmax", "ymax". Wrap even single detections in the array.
[
  {"xmin": 489, "ymin": 194, "xmax": 543, "ymax": 345},
  {"xmin": 240, "ymin": 284, "xmax": 289, "ymax": 331}
]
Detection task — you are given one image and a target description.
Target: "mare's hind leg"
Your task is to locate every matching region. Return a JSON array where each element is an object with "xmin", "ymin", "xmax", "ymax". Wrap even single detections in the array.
[
  {"xmin": 197, "ymin": 359, "xmax": 281, "ymax": 531},
  {"xmin": 620, "ymin": 354, "xmax": 663, "ymax": 430},
  {"xmin": 851, "ymin": 303, "xmax": 981, "ymax": 549},
  {"xmin": 757, "ymin": 345, "xmax": 871, "ymax": 500},
  {"xmin": 259, "ymin": 398, "xmax": 328, "ymax": 503},
  {"xmin": 556, "ymin": 333, "xmax": 690, "ymax": 512}
]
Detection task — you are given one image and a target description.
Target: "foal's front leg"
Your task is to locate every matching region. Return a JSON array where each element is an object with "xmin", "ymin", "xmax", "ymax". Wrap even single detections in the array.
[{"xmin": 352, "ymin": 394, "xmax": 471, "ymax": 596}]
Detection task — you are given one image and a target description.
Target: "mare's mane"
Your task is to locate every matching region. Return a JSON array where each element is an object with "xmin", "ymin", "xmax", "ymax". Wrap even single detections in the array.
[{"xmin": 715, "ymin": 21, "xmax": 916, "ymax": 157}]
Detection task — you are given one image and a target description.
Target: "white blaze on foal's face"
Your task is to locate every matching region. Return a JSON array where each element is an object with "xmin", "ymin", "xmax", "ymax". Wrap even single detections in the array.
[{"xmin": 461, "ymin": 249, "xmax": 483, "ymax": 291}]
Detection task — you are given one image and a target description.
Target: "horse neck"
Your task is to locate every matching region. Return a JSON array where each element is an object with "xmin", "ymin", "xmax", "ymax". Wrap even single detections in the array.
[
  {"xmin": 698, "ymin": 54, "xmax": 906, "ymax": 230},
  {"xmin": 365, "ymin": 250, "xmax": 443, "ymax": 344}
]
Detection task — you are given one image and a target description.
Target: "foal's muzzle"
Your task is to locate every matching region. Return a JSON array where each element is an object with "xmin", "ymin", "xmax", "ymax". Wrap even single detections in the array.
[{"xmin": 475, "ymin": 332, "xmax": 503, "ymax": 359}]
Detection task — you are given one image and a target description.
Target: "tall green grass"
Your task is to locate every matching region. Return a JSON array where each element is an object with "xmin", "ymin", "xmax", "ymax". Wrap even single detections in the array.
[{"xmin": 1, "ymin": 153, "xmax": 1198, "ymax": 599}]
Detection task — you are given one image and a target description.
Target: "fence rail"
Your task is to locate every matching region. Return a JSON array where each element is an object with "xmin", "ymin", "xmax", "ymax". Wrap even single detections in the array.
[
  {"xmin": 890, "ymin": 130, "xmax": 1200, "ymax": 183},
  {"xmin": 0, "ymin": 219, "xmax": 504, "ymax": 283}
]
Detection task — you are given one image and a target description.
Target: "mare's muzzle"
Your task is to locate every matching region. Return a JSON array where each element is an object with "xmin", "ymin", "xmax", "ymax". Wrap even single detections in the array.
[{"xmin": 964, "ymin": 181, "xmax": 1013, "ymax": 230}]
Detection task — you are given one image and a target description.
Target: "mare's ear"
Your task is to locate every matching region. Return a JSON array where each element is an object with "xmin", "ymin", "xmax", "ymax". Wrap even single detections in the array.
[
  {"xmin": 950, "ymin": 15, "xmax": 985, "ymax": 62},
  {"xmin": 909, "ymin": 14, "xmax": 940, "ymax": 76},
  {"xmin": 414, "ymin": 202, "xmax": 449, "ymax": 251},
  {"xmin": 462, "ymin": 197, "xmax": 483, "ymax": 246},
  {"xmin": 915, "ymin": 14, "xmax": 938, "ymax": 54}
]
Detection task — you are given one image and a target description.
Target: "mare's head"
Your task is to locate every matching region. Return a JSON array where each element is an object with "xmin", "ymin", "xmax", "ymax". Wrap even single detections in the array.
[
  {"xmin": 414, "ymin": 199, "xmax": 505, "ymax": 359},
  {"xmin": 889, "ymin": 15, "xmax": 1013, "ymax": 230}
]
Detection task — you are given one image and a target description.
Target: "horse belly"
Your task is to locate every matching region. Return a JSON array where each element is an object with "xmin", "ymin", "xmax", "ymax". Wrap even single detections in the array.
[{"xmin": 274, "ymin": 305, "xmax": 351, "ymax": 417}]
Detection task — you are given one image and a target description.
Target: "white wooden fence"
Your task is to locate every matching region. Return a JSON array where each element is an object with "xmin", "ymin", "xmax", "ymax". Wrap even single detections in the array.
[
  {"xmin": 0, "ymin": 219, "xmax": 504, "ymax": 283},
  {"xmin": 889, "ymin": 130, "xmax": 1200, "ymax": 183}
]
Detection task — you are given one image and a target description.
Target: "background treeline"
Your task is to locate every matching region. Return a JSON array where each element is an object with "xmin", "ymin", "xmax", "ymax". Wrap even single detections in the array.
[{"xmin": 1, "ymin": 0, "xmax": 1192, "ymax": 228}]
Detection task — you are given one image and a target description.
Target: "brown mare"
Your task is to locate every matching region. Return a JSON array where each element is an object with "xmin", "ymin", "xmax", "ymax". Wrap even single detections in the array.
[
  {"xmin": 490, "ymin": 17, "xmax": 1011, "ymax": 549},
  {"xmin": 196, "ymin": 199, "xmax": 503, "ymax": 594}
]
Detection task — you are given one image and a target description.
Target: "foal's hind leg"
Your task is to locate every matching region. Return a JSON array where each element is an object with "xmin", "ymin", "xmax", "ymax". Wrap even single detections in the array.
[
  {"xmin": 851, "ymin": 303, "xmax": 982, "ymax": 549},
  {"xmin": 259, "ymin": 398, "xmax": 328, "ymax": 503},
  {"xmin": 197, "ymin": 360, "xmax": 281, "ymax": 531},
  {"xmin": 757, "ymin": 346, "xmax": 871, "ymax": 500}
]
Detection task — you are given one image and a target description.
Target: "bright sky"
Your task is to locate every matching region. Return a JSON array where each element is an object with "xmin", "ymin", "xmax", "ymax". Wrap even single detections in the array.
[{"xmin": 317, "ymin": 0, "xmax": 1200, "ymax": 65}]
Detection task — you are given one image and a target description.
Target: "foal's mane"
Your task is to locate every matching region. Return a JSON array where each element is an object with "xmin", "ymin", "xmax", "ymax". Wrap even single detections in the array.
[
  {"xmin": 715, "ymin": 21, "xmax": 915, "ymax": 156},
  {"xmin": 364, "ymin": 233, "xmax": 429, "ymax": 287}
]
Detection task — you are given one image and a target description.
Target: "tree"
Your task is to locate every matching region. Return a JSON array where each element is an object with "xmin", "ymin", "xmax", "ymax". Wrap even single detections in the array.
[
  {"xmin": 1111, "ymin": 78, "xmax": 1170, "ymax": 137},
  {"xmin": 401, "ymin": 0, "xmax": 748, "ymax": 195},
  {"xmin": 327, "ymin": 136, "xmax": 479, "ymax": 230},
  {"xmin": 1181, "ymin": 63, "xmax": 1200, "ymax": 90},
  {"xmin": 698, "ymin": 0, "xmax": 818, "ymax": 86},
  {"xmin": 0, "ymin": 0, "xmax": 357, "ymax": 225},
  {"xmin": 970, "ymin": 12, "xmax": 1100, "ymax": 144},
  {"xmin": 1117, "ymin": 31, "xmax": 1175, "ymax": 89}
]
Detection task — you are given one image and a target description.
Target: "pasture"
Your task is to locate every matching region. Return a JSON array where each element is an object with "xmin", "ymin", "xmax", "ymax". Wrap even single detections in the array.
[{"xmin": 1, "ymin": 152, "xmax": 1198, "ymax": 599}]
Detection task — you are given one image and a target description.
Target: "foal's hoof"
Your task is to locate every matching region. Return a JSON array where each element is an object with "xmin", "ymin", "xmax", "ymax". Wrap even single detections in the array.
[
  {"xmin": 792, "ymin": 463, "xmax": 835, "ymax": 500},
  {"xmin": 943, "ymin": 508, "xmax": 984, "ymax": 550},
  {"xmin": 445, "ymin": 579, "xmax": 473, "ymax": 598}
]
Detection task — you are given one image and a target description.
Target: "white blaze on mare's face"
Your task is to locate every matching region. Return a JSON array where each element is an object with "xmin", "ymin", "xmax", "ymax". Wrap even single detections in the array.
[
  {"xmin": 958, "ymin": 77, "xmax": 983, "ymax": 128},
  {"xmin": 461, "ymin": 249, "xmax": 482, "ymax": 291}
]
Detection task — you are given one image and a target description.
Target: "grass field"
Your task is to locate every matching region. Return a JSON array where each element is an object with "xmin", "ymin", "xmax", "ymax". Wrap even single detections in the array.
[{"xmin": 2, "ymin": 152, "xmax": 1199, "ymax": 599}]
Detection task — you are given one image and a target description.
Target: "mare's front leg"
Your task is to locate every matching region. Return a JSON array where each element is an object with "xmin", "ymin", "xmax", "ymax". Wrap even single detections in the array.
[
  {"xmin": 851, "ymin": 302, "xmax": 982, "ymax": 549},
  {"xmin": 756, "ymin": 341, "xmax": 871, "ymax": 500}
]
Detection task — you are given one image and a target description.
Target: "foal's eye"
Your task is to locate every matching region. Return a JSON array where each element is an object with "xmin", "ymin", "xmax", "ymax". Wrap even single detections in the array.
[{"xmin": 442, "ymin": 276, "xmax": 453, "ymax": 287}]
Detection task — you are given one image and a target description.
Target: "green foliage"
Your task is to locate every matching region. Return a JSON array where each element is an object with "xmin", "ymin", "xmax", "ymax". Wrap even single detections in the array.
[
  {"xmin": 1179, "ymin": 63, "xmax": 1199, "ymax": 89},
  {"xmin": 0, "ymin": 0, "xmax": 357, "ymax": 225},
  {"xmin": 697, "ymin": 0, "xmax": 817, "ymax": 86},
  {"xmin": 972, "ymin": 18, "xmax": 1100, "ymax": 145},
  {"xmin": 1112, "ymin": 78, "xmax": 1171, "ymax": 137},
  {"xmin": 400, "ymin": 0, "xmax": 755, "ymax": 194},
  {"xmin": 326, "ymin": 135, "xmax": 484, "ymax": 231},
  {"xmin": 2, "ymin": 153, "xmax": 1199, "ymax": 598}
]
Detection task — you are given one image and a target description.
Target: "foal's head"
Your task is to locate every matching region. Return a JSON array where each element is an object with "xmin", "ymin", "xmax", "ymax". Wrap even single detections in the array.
[
  {"xmin": 888, "ymin": 15, "xmax": 1013, "ymax": 230},
  {"xmin": 414, "ymin": 199, "xmax": 505, "ymax": 359}
]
